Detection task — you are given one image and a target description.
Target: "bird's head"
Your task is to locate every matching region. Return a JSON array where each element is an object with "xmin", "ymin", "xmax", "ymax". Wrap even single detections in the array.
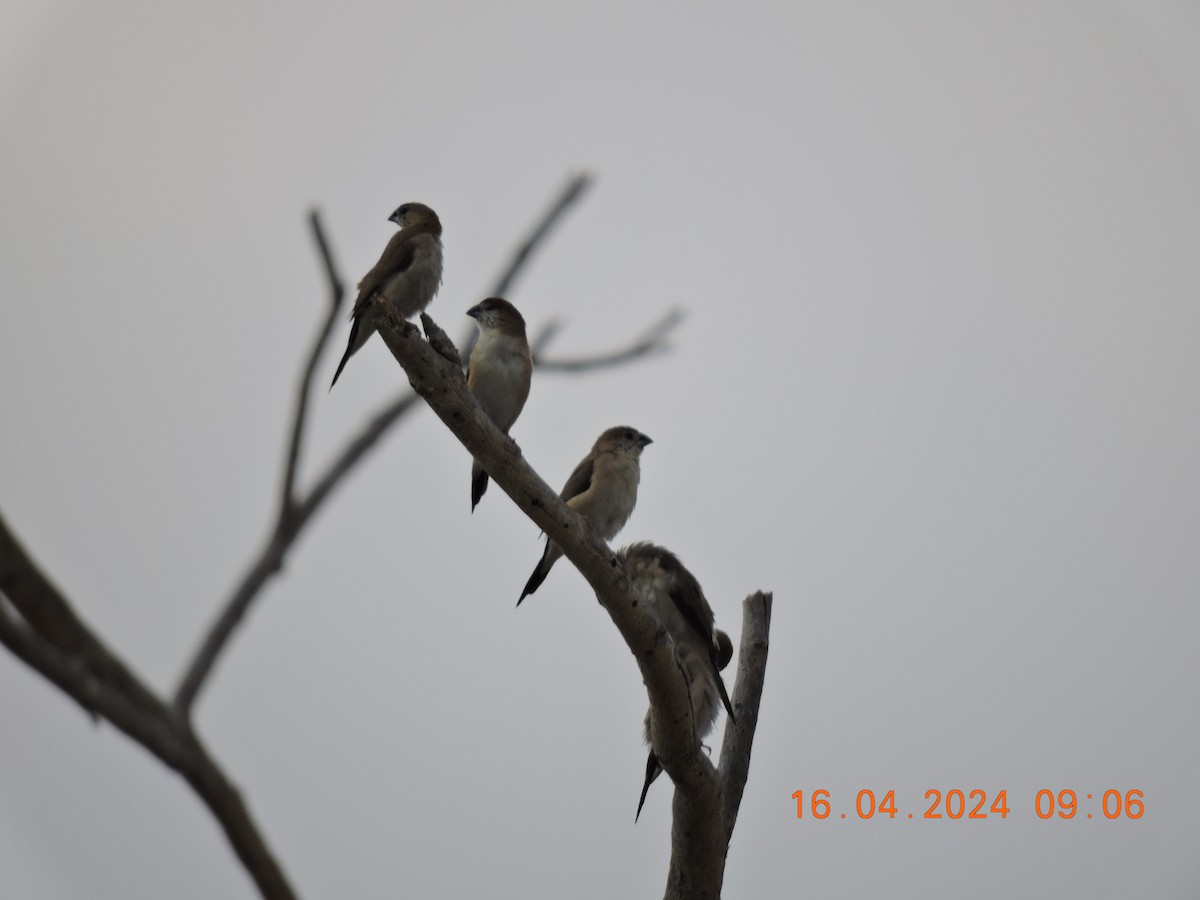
[
  {"xmin": 467, "ymin": 297, "xmax": 526, "ymax": 333},
  {"xmin": 388, "ymin": 202, "xmax": 441, "ymax": 231},
  {"xmin": 596, "ymin": 426, "xmax": 653, "ymax": 458}
]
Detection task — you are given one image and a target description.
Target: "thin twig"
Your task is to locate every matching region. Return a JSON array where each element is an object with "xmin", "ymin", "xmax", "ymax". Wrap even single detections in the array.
[
  {"xmin": 172, "ymin": 211, "xmax": 351, "ymax": 720},
  {"xmin": 299, "ymin": 392, "xmax": 420, "ymax": 519},
  {"xmin": 532, "ymin": 308, "xmax": 683, "ymax": 372},
  {"xmin": 280, "ymin": 210, "xmax": 347, "ymax": 517},
  {"xmin": 491, "ymin": 172, "xmax": 591, "ymax": 298},
  {"xmin": 457, "ymin": 172, "xmax": 594, "ymax": 363},
  {"xmin": 528, "ymin": 319, "xmax": 564, "ymax": 359},
  {"xmin": 171, "ymin": 384, "xmax": 419, "ymax": 720}
]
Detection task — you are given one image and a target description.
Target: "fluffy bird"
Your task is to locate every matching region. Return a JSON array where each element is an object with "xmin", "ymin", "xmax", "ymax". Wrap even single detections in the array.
[
  {"xmin": 516, "ymin": 426, "xmax": 652, "ymax": 605},
  {"xmin": 330, "ymin": 202, "xmax": 443, "ymax": 387},
  {"xmin": 621, "ymin": 542, "xmax": 736, "ymax": 822},
  {"xmin": 466, "ymin": 298, "xmax": 532, "ymax": 510}
]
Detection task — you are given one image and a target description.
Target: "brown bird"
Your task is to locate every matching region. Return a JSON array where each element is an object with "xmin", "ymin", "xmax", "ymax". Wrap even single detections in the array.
[
  {"xmin": 466, "ymin": 298, "xmax": 532, "ymax": 510},
  {"xmin": 620, "ymin": 542, "xmax": 735, "ymax": 822},
  {"xmin": 517, "ymin": 426, "xmax": 652, "ymax": 605},
  {"xmin": 330, "ymin": 202, "xmax": 443, "ymax": 387}
]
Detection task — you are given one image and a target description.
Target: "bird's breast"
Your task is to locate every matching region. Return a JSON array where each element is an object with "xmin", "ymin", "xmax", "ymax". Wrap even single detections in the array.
[
  {"xmin": 382, "ymin": 239, "xmax": 443, "ymax": 316},
  {"xmin": 585, "ymin": 455, "xmax": 640, "ymax": 538}
]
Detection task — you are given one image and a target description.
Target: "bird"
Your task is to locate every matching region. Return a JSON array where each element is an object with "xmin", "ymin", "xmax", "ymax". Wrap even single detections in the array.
[
  {"xmin": 516, "ymin": 426, "xmax": 652, "ymax": 605},
  {"xmin": 466, "ymin": 298, "xmax": 532, "ymax": 510},
  {"xmin": 619, "ymin": 542, "xmax": 736, "ymax": 822},
  {"xmin": 330, "ymin": 202, "xmax": 443, "ymax": 387}
]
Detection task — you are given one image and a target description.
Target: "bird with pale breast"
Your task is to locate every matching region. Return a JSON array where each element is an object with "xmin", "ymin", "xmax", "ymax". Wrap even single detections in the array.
[
  {"xmin": 620, "ymin": 542, "xmax": 736, "ymax": 822},
  {"xmin": 517, "ymin": 426, "xmax": 652, "ymax": 605},
  {"xmin": 330, "ymin": 202, "xmax": 443, "ymax": 387},
  {"xmin": 465, "ymin": 298, "xmax": 532, "ymax": 511}
]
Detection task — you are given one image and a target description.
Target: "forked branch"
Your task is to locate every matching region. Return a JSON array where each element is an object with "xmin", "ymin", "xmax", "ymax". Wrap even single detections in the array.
[
  {"xmin": 368, "ymin": 310, "xmax": 770, "ymax": 900},
  {"xmin": 174, "ymin": 175, "xmax": 681, "ymax": 720}
]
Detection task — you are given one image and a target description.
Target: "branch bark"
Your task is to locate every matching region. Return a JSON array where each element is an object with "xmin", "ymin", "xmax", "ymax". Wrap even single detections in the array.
[
  {"xmin": 718, "ymin": 591, "xmax": 772, "ymax": 838},
  {"xmin": 664, "ymin": 592, "xmax": 771, "ymax": 900},
  {"xmin": 371, "ymin": 310, "xmax": 770, "ymax": 899}
]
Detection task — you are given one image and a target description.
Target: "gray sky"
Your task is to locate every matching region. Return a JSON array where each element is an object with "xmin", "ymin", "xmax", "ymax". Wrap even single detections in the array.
[{"xmin": 2, "ymin": 2, "xmax": 1198, "ymax": 897}]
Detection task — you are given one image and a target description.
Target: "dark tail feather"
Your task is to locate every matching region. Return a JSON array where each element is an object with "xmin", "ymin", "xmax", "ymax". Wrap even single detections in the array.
[
  {"xmin": 329, "ymin": 347, "xmax": 352, "ymax": 388},
  {"xmin": 471, "ymin": 465, "xmax": 489, "ymax": 512},
  {"xmin": 709, "ymin": 644, "xmax": 737, "ymax": 723},
  {"xmin": 716, "ymin": 674, "xmax": 736, "ymax": 723},
  {"xmin": 635, "ymin": 751, "xmax": 663, "ymax": 822},
  {"xmin": 329, "ymin": 318, "xmax": 361, "ymax": 389},
  {"xmin": 516, "ymin": 543, "xmax": 554, "ymax": 607}
]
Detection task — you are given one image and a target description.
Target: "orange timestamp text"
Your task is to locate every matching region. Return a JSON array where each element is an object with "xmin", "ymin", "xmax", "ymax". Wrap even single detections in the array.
[{"xmin": 791, "ymin": 788, "xmax": 1145, "ymax": 821}]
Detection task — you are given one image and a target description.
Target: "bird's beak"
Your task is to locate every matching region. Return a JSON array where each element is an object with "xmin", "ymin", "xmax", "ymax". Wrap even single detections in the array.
[
  {"xmin": 388, "ymin": 210, "xmax": 403, "ymax": 225},
  {"xmin": 638, "ymin": 435, "xmax": 653, "ymax": 448},
  {"xmin": 466, "ymin": 305, "xmax": 482, "ymax": 320}
]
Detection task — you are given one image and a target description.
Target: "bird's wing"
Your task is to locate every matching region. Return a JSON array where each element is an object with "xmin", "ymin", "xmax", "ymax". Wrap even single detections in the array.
[
  {"xmin": 663, "ymin": 557, "xmax": 736, "ymax": 722},
  {"xmin": 351, "ymin": 228, "xmax": 418, "ymax": 317},
  {"xmin": 660, "ymin": 554, "xmax": 715, "ymax": 639},
  {"xmin": 559, "ymin": 454, "xmax": 595, "ymax": 501}
]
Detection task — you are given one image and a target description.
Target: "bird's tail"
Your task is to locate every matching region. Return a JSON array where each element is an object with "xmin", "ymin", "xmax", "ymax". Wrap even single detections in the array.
[
  {"xmin": 710, "ymin": 635, "xmax": 737, "ymax": 723},
  {"xmin": 329, "ymin": 316, "xmax": 364, "ymax": 389},
  {"xmin": 329, "ymin": 346, "xmax": 353, "ymax": 389},
  {"xmin": 517, "ymin": 542, "xmax": 557, "ymax": 606},
  {"xmin": 635, "ymin": 751, "xmax": 663, "ymax": 822},
  {"xmin": 716, "ymin": 674, "xmax": 736, "ymax": 724},
  {"xmin": 471, "ymin": 461, "xmax": 489, "ymax": 512}
]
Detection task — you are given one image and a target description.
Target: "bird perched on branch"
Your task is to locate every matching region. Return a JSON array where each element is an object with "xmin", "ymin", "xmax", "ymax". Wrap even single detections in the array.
[
  {"xmin": 330, "ymin": 202, "xmax": 443, "ymax": 387},
  {"xmin": 517, "ymin": 426, "xmax": 652, "ymax": 605},
  {"xmin": 619, "ymin": 542, "xmax": 736, "ymax": 822},
  {"xmin": 466, "ymin": 298, "xmax": 532, "ymax": 510}
]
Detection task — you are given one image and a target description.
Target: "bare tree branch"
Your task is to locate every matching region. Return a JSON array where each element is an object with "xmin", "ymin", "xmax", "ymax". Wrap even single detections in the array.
[
  {"xmin": 662, "ymin": 593, "xmax": 770, "ymax": 900},
  {"xmin": 1, "ymin": 175, "xmax": 740, "ymax": 900},
  {"xmin": 665, "ymin": 761, "xmax": 726, "ymax": 900},
  {"xmin": 491, "ymin": 171, "xmax": 592, "ymax": 298},
  {"xmin": 463, "ymin": 171, "xmax": 684, "ymax": 374},
  {"xmin": 532, "ymin": 307, "xmax": 683, "ymax": 372},
  {"xmin": 174, "ymin": 177, "xmax": 670, "ymax": 720},
  {"xmin": 0, "ymin": 521, "xmax": 297, "ymax": 900},
  {"xmin": 527, "ymin": 318, "xmax": 564, "ymax": 358},
  {"xmin": 0, "ymin": 512, "xmax": 161, "ymax": 720},
  {"xmin": 370, "ymin": 309, "xmax": 768, "ymax": 899},
  {"xmin": 455, "ymin": 171, "xmax": 593, "ymax": 363},
  {"xmin": 718, "ymin": 591, "xmax": 772, "ymax": 838},
  {"xmin": 280, "ymin": 209, "xmax": 347, "ymax": 517}
]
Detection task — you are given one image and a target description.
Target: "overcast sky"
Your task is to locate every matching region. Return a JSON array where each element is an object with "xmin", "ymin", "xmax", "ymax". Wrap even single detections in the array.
[{"xmin": 2, "ymin": 2, "xmax": 1199, "ymax": 898}]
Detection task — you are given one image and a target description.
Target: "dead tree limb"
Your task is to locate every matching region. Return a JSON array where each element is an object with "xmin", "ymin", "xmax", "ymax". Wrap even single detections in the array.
[
  {"xmin": 0, "ymin": 516, "xmax": 297, "ymax": 900},
  {"xmin": 0, "ymin": 174, "xmax": 697, "ymax": 900},
  {"xmin": 174, "ymin": 175, "xmax": 679, "ymax": 720},
  {"xmin": 370, "ymin": 310, "xmax": 770, "ymax": 900}
]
